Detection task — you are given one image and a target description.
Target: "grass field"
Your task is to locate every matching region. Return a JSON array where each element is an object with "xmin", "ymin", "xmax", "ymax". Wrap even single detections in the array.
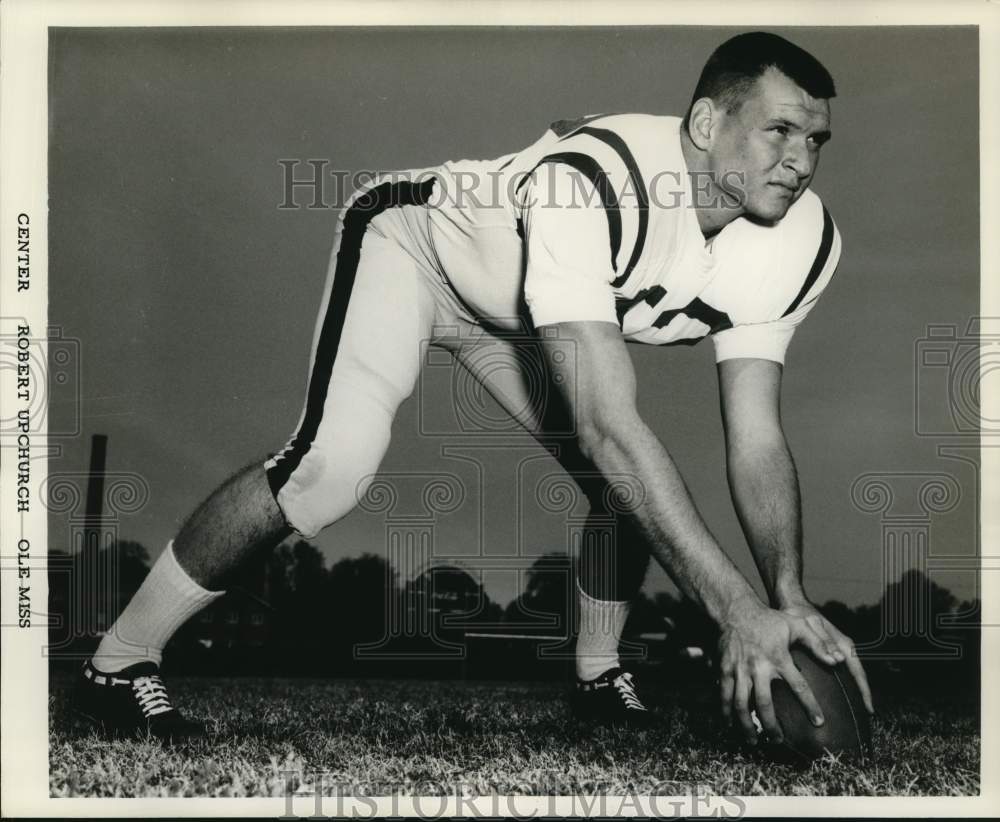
[{"xmin": 49, "ymin": 671, "xmax": 980, "ymax": 798}]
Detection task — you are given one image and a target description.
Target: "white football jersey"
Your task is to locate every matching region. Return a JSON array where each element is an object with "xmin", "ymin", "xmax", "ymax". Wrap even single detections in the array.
[{"xmin": 419, "ymin": 113, "xmax": 841, "ymax": 364}]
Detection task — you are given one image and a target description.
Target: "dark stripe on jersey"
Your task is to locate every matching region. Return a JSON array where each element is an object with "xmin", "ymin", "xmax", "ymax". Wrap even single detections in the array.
[
  {"xmin": 652, "ymin": 298, "xmax": 733, "ymax": 334},
  {"xmin": 660, "ymin": 336, "xmax": 708, "ymax": 348},
  {"xmin": 574, "ymin": 127, "xmax": 649, "ymax": 289},
  {"xmin": 782, "ymin": 206, "xmax": 835, "ymax": 317},
  {"xmin": 615, "ymin": 285, "xmax": 667, "ymax": 325},
  {"xmin": 529, "ymin": 151, "xmax": 622, "ymax": 273},
  {"xmin": 267, "ymin": 177, "xmax": 438, "ymax": 497}
]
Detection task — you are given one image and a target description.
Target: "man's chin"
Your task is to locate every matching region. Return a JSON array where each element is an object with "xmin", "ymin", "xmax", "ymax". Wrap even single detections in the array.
[{"xmin": 744, "ymin": 199, "xmax": 791, "ymax": 226}]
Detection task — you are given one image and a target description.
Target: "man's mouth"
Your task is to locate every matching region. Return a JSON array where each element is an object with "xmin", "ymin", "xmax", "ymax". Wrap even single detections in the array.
[{"xmin": 769, "ymin": 181, "xmax": 799, "ymax": 195}]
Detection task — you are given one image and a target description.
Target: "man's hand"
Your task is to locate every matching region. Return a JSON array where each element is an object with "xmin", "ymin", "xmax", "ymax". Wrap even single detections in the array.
[
  {"xmin": 718, "ymin": 597, "xmax": 848, "ymax": 744},
  {"xmin": 779, "ymin": 597, "xmax": 875, "ymax": 715}
]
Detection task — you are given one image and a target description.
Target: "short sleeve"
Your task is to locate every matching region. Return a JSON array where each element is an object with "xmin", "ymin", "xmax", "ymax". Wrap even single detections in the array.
[
  {"xmin": 519, "ymin": 162, "xmax": 619, "ymax": 328},
  {"xmin": 712, "ymin": 318, "xmax": 800, "ymax": 364},
  {"xmin": 712, "ymin": 208, "xmax": 843, "ymax": 365}
]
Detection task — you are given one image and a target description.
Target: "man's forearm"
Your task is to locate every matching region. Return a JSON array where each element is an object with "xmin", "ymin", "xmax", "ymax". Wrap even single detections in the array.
[
  {"xmin": 726, "ymin": 436, "xmax": 806, "ymax": 608},
  {"xmin": 583, "ymin": 415, "xmax": 764, "ymax": 626}
]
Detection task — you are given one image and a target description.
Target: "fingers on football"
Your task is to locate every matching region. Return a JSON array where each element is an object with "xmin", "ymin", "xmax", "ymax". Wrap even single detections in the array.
[
  {"xmin": 809, "ymin": 617, "xmax": 846, "ymax": 663},
  {"xmin": 841, "ymin": 643, "xmax": 875, "ymax": 714},
  {"xmin": 734, "ymin": 670, "xmax": 757, "ymax": 743},
  {"xmin": 780, "ymin": 662, "xmax": 825, "ymax": 727},
  {"xmin": 822, "ymin": 623, "xmax": 874, "ymax": 713},
  {"xmin": 720, "ymin": 670, "xmax": 735, "ymax": 723},
  {"xmin": 794, "ymin": 621, "xmax": 838, "ymax": 667},
  {"xmin": 752, "ymin": 669, "xmax": 783, "ymax": 743}
]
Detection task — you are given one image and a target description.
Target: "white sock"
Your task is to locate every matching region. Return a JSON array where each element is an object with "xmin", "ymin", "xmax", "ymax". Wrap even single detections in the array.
[
  {"xmin": 575, "ymin": 579, "xmax": 630, "ymax": 681},
  {"xmin": 92, "ymin": 541, "xmax": 224, "ymax": 673}
]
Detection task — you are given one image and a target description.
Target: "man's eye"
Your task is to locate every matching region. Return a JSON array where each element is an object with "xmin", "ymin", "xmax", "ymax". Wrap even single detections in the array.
[{"xmin": 769, "ymin": 126, "xmax": 789, "ymax": 136}]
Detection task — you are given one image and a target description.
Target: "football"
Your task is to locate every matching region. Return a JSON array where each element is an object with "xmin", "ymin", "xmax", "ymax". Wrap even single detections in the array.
[{"xmin": 762, "ymin": 647, "xmax": 872, "ymax": 764}]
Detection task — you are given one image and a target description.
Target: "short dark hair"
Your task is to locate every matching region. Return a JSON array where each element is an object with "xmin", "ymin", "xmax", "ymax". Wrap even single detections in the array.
[{"xmin": 686, "ymin": 32, "xmax": 836, "ymax": 121}]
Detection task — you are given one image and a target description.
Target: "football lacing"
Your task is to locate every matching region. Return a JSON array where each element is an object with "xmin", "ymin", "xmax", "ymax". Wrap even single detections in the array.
[
  {"xmin": 612, "ymin": 672, "xmax": 648, "ymax": 712},
  {"xmin": 132, "ymin": 675, "xmax": 173, "ymax": 718}
]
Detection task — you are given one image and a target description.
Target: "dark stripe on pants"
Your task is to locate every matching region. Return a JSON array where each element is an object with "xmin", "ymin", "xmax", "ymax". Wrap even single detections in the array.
[{"xmin": 267, "ymin": 177, "xmax": 437, "ymax": 497}]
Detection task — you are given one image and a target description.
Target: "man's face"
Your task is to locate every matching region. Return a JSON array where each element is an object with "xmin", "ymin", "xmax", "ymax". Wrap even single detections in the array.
[{"xmin": 708, "ymin": 67, "xmax": 832, "ymax": 223}]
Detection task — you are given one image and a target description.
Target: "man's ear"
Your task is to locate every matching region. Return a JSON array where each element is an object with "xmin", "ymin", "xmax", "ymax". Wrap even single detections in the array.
[{"xmin": 687, "ymin": 97, "xmax": 717, "ymax": 151}]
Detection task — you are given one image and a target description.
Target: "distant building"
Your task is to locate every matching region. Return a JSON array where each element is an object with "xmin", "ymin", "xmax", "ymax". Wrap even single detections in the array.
[
  {"xmin": 176, "ymin": 558, "xmax": 274, "ymax": 653},
  {"xmin": 191, "ymin": 589, "xmax": 274, "ymax": 651},
  {"xmin": 406, "ymin": 564, "xmax": 490, "ymax": 625}
]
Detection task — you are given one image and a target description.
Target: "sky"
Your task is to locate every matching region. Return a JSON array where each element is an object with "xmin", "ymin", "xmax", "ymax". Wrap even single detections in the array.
[{"xmin": 47, "ymin": 26, "xmax": 981, "ymax": 609}]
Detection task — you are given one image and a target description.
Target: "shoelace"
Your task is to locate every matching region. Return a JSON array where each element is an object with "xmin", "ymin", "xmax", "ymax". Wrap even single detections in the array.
[
  {"xmin": 612, "ymin": 672, "xmax": 648, "ymax": 712},
  {"xmin": 132, "ymin": 675, "xmax": 174, "ymax": 718}
]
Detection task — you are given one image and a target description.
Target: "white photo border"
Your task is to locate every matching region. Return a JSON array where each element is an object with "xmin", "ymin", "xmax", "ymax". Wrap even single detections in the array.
[{"xmin": 1, "ymin": 0, "xmax": 997, "ymax": 817}]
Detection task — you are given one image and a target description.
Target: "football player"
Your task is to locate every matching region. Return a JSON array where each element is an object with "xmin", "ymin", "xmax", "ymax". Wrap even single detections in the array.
[{"xmin": 77, "ymin": 31, "xmax": 873, "ymax": 745}]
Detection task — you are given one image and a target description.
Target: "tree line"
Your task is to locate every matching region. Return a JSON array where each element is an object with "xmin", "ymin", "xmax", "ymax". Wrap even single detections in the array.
[{"xmin": 48, "ymin": 539, "xmax": 980, "ymax": 694}]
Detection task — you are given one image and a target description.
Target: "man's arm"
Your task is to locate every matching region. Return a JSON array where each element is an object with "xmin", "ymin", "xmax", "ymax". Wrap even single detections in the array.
[
  {"xmin": 542, "ymin": 321, "xmax": 757, "ymax": 621},
  {"xmin": 718, "ymin": 357, "xmax": 806, "ymax": 608},
  {"xmin": 718, "ymin": 356, "xmax": 874, "ymax": 713},
  {"xmin": 538, "ymin": 320, "xmax": 838, "ymax": 741}
]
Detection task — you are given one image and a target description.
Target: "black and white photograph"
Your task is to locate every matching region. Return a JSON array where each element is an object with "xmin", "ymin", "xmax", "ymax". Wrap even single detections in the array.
[{"xmin": 1, "ymin": 1, "xmax": 998, "ymax": 816}]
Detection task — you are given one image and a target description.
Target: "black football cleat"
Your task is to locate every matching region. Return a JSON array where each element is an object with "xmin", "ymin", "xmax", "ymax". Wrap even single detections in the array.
[
  {"xmin": 572, "ymin": 667, "xmax": 653, "ymax": 728},
  {"xmin": 73, "ymin": 659, "xmax": 205, "ymax": 742}
]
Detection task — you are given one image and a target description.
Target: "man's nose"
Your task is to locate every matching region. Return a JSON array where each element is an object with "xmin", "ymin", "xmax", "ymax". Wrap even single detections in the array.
[{"xmin": 783, "ymin": 139, "xmax": 812, "ymax": 179}]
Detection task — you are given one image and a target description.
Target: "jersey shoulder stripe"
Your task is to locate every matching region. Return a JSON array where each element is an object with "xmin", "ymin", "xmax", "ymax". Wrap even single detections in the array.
[
  {"xmin": 572, "ymin": 126, "xmax": 650, "ymax": 289},
  {"xmin": 530, "ymin": 151, "xmax": 622, "ymax": 274},
  {"xmin": 782, "ymin": 204, "xmax": 836, "ymax": 317},
  {"xmin": 513, "ymin": 114, "xmax": 659, "ymax": 287}
]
